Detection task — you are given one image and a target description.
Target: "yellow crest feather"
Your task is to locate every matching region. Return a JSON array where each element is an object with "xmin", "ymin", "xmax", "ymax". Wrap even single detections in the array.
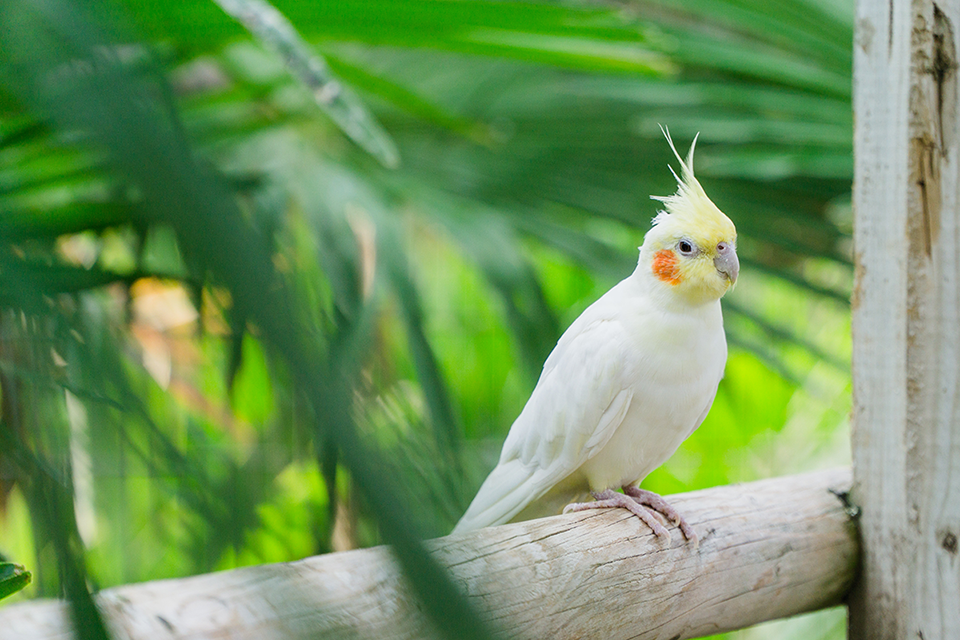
[{"xmin": 650, "ymin": 125, "xmax": 735, "ymax": 240}]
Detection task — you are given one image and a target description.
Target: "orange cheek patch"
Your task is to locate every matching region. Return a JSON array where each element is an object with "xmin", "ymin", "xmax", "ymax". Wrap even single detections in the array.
[{"xmin": 652, "ymin": 249, "xmax": 682, "ymax": 285}]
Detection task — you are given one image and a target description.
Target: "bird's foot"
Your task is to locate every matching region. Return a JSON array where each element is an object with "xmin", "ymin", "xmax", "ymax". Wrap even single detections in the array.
[
  {"xmin": 564, "ymin": 489, "xmax": 671, "ymax": 539},
  {"xmin": 563, "ymin": 487, "xmax": 697, "ymax": 545},
  {"xmin": 621, "ymin": 486, "xmax": 697, "ymax": 544}
]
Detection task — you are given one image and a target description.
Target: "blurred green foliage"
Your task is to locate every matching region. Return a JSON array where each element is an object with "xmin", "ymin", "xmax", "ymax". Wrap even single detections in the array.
[
  {"xmin": 0, "ymin": 562, "xmax": 31, "ymax": 601},
  {"xmin": 0, "ymin": 0, "xmax": 852, "ymax": 638}
]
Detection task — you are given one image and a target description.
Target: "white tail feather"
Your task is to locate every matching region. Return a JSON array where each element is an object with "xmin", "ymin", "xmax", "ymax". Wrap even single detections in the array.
[{"xmin": 452, "ymin": 460, "xmax": 549, "ymax": 533}]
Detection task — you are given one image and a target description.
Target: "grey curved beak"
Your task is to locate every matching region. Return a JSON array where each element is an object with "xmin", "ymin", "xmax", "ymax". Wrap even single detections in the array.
[{"xmin": 715, "ymin": 243, "xmax": 739, "ymax": 285}]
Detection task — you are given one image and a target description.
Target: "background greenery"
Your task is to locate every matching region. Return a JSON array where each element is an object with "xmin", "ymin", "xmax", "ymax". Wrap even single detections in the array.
[{"xmin": 0, "ymin": 0, "xmax": 852, "ymax": 638}]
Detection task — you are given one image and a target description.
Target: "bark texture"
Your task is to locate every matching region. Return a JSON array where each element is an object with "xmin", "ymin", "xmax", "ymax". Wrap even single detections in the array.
[
  {"xmin": 852, "ymin": 0, "xmax": 960, "ymax": 637},
  {"xmin": 0, "ymin": 469, "xmax": 857, "ymax": 640}
]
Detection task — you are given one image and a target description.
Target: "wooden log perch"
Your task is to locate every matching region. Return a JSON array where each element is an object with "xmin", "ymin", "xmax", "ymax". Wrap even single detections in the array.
[{"xmin": 0, "ymin": 468, "xmax": 858, "ymax": 640}]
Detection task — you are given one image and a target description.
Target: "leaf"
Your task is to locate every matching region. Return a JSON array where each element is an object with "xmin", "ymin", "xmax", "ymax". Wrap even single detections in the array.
[
  {"xmin": 212, "ymin": 0, "xmax": 401, "ymax": 167},
  {"xmin": 123, "ymin": 0, "xmax": 672, "ymax": 74},
  {"xmin": 0, "ymin": 562, "xmax": 31, "ymax": 600},
  {"xmin": 0, "ymin": 2, "xmax": 497, "ymax": 637}
]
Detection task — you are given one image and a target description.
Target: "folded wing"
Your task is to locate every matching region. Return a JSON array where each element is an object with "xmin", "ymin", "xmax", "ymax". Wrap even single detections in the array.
[{"xmin": 453, "ymin": 316, "xmax": 635, "ymax": 533}]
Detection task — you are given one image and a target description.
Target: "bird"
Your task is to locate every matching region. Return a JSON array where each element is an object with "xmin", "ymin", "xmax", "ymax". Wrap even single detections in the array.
[{"xmin": 451, "ymin": 127, "xmax": 738, "ymax": 543}]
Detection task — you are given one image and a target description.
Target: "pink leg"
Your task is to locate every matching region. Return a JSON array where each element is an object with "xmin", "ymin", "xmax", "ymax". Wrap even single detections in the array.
[
  {"xmin": 622, "ymin": 486, "xmax": 697, "ymax": 543},
  {"xmin": 563, "ymin": 487, "xmax": 697, "ymax": 544},
  {"xmin": 563, "ymin": 489, "xmax": 670, "ymax": 539}
]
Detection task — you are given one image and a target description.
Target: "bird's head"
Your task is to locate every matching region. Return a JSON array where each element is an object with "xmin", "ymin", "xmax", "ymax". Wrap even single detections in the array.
[{"xmin": 639, "ymin": 127, "xmax": 738, "ymax": 307}]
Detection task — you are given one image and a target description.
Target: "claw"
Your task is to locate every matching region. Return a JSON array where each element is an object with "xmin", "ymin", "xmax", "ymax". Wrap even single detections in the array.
[
  {"xmin": 564, "ymin": 489, "xmax": 671, "ymax": 539},
  {"xmin": 563, "ymin": 487, "xmax": 698, "ymax": 546},
  {"xmin": 622, "ymin": 486, "xmax": 697, "ymax": 541}
]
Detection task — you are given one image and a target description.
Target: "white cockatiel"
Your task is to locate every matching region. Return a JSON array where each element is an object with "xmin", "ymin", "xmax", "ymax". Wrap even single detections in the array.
[{"xmin": 452, "ymin": 129, "xmax": 738, "ymax": 542}]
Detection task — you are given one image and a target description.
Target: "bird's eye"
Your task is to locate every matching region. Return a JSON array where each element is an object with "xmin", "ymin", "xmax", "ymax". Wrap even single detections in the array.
[{"xmin": 678, "ymin": 240, "xmax": 695, "ymax": 255}]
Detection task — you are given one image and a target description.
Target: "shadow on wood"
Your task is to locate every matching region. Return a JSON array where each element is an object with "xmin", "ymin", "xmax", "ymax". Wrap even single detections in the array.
[{"xmin": 0, "ymin": 468, "xmax": 859, "ymax": 640}]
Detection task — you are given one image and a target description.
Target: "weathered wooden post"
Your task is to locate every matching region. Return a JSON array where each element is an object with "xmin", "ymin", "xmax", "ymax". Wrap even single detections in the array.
[{"xmin": 851, "ymin": 0, "xmax": 960, "ymax": 637}]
